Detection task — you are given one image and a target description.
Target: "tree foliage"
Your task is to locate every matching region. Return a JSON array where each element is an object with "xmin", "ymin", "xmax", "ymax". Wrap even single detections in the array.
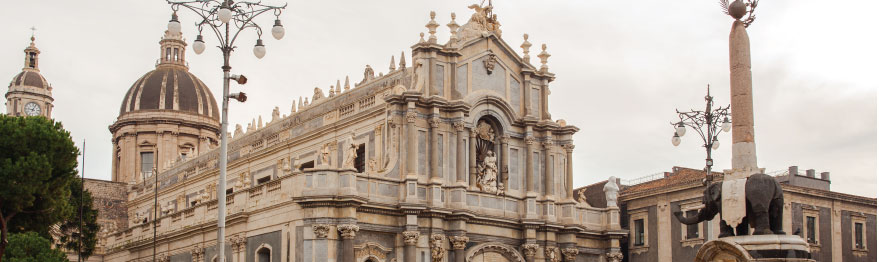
[
  {"xmin": 0, "ymin": 115, "xmax": 83, "ymax": 261},
  {"xmin": 1, "ymin": 232, "xmax": 68, "ymax": 262},
  {"xmin": 55, "ymin": 183, "xmax": 99, "ymax": 259}
]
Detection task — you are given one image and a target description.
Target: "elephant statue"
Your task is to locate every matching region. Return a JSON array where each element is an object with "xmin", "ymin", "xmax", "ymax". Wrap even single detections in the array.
[{"xmin": 673, "ymin": 173, "xmax": 785, "ymax": 238}]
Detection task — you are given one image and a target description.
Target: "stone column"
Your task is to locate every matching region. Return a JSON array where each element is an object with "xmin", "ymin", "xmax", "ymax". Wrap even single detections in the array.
[
  {"xmin": 500, "ymin": 135, "xmax": 510, "ymax": 191},
  {"xmin": 564, "ymin": 144, "xmax": 574, "ymax": 200},
  {"xmin": 406, "ymin": 110, "xmax": 418, "ymax": 177},
  {"xmin": 543, "ymin": 141, "xmax": 554, "ymax": 197},
  {"xmin": 521, "ymin": 244, "xmax": 539, "ymax": 262},
  {"xmin": 429, "ymin": 117, "xmax": 440, "ymax": 181},
  {"xmin": 468, "ymin": 131, "xmax": 477, "ymax": 188},
  {"xmin": 449, "ymin": 236, "xmax": 469, "ymax": 262},
  {"xmin": 403, "ymin": 231, "xmax": 420, "ymax": 262},
  {"xmin": 728, "ymin": 19, "xmax": 759, "ymax": 180},
  {"xmin": 525, "ymin": 136, "xmax": 535, "ymax": 193},
  {"xmin": 338, "ymin": 224, "xmax": 359, "ymax": 262},
  {"xmin": 454, "ymin": 122, "xmax": 466, "ymax": 184}
]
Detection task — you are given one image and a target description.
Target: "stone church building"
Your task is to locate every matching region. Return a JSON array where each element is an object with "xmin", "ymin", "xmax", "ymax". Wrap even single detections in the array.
[{"xmin": 65, "ymin": 4, "xmax": 626, "ymax": 262}]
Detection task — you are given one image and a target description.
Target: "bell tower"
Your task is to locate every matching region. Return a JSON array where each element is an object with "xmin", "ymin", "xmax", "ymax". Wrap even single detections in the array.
[{"xmin": 5, "ymin": 32, "xmax": 54, "ymax": 118}]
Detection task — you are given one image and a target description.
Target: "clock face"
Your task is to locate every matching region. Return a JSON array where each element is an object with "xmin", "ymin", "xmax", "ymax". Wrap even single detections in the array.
[{"xmin": 24, "ymin": 102, "xmax": 41, "ymax": 116}]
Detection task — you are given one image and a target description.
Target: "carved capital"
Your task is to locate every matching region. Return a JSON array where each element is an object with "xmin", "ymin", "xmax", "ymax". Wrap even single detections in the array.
[
  {"xmin": 499, "ymin": 135, "xmax": 510, "ymax": 144},
  {"xmin": 338, "ymin": 224, "xmax": 360, "ymax": 239},
  {"xmin": 374, "ymin": 124, "xmax": 383, "ymax": 136},
  {"xmin": 406, "ymin": 111, "xmax": 418, "ymax": 123},
  {"xmin": 429, "ymin": 118, "xmax": 441, "ymax": 128},
  {"xmin": 563, "ymin": 144, "xmax": 575, "ymax": 152},
  {"xmin": 429, "ymin": 234, "xmax": 445, "ymax": 262},
  {"xmin": 402, "ymin": 231, "xmax": 420, "ymax": 245},
  {"xmin": 312, "ymin": 224, "xmax": 331, "ymax": 238},
  {"xmin": 524, "ymin": 136, "xmax": 536, "ymax": 145},
  {"xmin": 544, "ymin": 246, "xmax": 560, "ymax": 262},
  {"xmin": 453, "ymin": 121, "xmax": 466, "ymax": 132},
  {"xmin": 562, "ymin": 248, "xmax": 579, "ymax": 261},
  {"xmin": 521, "ymin": 243, "xmax": 539, "ymax": 257},
  {"xmin": 606, "ymin": 251, "xmax": 624, "ymax": 262},
  {"xmin": 542, "ymin": 141, "xmax": 554, "ymax": 149},
  {"xmin": 449, "ymin": 235, "xmax": 469, "ymax": 250}
]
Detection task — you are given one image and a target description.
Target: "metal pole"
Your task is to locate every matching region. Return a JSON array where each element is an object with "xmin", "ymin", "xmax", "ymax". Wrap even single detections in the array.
[
  {"xmin": 216, "ymin": 22, "xmax": 232, "ymax": 262},
  {"xmin": 79, "ymin": 140, "xmax": 85, "ymax": 262}
]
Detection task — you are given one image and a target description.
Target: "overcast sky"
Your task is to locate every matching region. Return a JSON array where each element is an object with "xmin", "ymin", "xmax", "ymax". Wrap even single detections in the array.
[{"xmin": 2, "ymin": 0, "xmax": 876, "ymax": 197}]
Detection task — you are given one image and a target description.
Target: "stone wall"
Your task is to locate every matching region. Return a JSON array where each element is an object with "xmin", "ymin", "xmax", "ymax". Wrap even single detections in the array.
[{"xmin": 84, "ymin": 178, "xmax": 129, "ymax": 233}]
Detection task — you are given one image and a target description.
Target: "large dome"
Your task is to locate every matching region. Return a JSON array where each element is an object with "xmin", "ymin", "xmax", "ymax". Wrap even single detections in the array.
[
  {"xmin": 118, "ymin": 67, "xmax": 219, "ymax": 121},
  {"xmin": 116, "ymin": 30, "xmax": 219, "ymax": 121}
]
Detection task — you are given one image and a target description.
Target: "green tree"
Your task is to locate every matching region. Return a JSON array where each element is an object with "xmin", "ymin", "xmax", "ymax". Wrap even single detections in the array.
[
  {"xmin": 0, "ymin": 115, "xmax": 80, "ymax": 261},
  {"xmin": 54, "ymin": 183, "xmax": 99, "ymax": 259},
  {"xmin": 1, "ymin": 232, "xmax": 68, "ymax": 262}
]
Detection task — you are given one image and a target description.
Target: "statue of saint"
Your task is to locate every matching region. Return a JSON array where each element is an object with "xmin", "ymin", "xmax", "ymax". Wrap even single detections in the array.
[
  {"xmin": 478, "ymin": 150, "xmax": 499, "ymax": 194},
  {"xmin": 343, "ymin": 134, "xmax": 358, "ymax": 169},
  {"xmin": 603, "ymin": 176, "xmax": 619, "ymax": 207},
  {"xmin": 320, "ymin": 143, "xmax": 331, "ymax": 166}
]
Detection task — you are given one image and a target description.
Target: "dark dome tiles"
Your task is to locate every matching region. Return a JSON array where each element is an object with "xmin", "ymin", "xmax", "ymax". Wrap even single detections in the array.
[
  {"xmin": 23, "ymin": 72, "xmax": 45, "ymax": 88},
  {"xmin": 164, "ymin": 69, "xmax": 177, "ymax": 110},
  {"xmin": 176, "ymin": 70, "xmax": 199, "ymax": 113},
  {"xmin": 139, "ymin": 70, "xmax": 166, "ymax": 110},
  {"xmin": 127, "ymin": 73, "xmax": 150, "ymax": 113}
]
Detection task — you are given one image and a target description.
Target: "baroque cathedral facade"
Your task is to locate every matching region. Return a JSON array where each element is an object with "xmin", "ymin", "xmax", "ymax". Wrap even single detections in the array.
[{"xmin": 63, "ymin": 4, "xmax": 625, "ymax": 262}]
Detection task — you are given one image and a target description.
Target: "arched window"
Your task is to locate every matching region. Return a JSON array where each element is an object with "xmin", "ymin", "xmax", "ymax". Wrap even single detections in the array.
[{"xmin": 255, "ymin": 244, "xmax": 272, "ymax": 262}]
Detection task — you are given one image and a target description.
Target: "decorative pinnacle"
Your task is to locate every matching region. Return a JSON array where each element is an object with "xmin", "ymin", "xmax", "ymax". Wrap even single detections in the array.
[
  {"xmin": 419, "ymin": 32, "xmax": 426, "ymax": 43},
  {"xmin": 447, "ymin": 12, "xmax": 460, "ymax": 43},
  {"xmin": 721, "ymin": 0, "xmax": 758, "ymax": 27},
  {"xmin": 344, "ymin": 76, "xmax": 351, "ymax": 90},
  {"xmin": 426, "ymin": 11, "xmax": 439, "ymax": 43},
  {"xmin": 537, "ymin": 44, "xmax": 550, "ymax": 72},
  {"xmin": 336, "ymin": 79, "xmax": 342, "ymax": 93},
  {"xmin": 389, "ymin": 55, "xmax": 396, "ymax": 71},
  {"xmin": 399, "ymin": 51, "xmax": 407, "ymax": 69},
  {"xmin": 521, "ymin": 33, "xmax": 532, "ymax": 64}
]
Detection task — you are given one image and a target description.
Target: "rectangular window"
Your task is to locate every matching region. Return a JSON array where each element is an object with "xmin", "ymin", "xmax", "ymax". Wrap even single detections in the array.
[
  {"xmin": 855, "ymin": 222, "xmax": 864, "ymax": 249},
  {"xmin": 686, "ymin": 210, "xmax": 700, "ymax": 239},
  {"xmin": 300, "ymin": 160, "xmax": 314, "ymax": 171},
  {"xmin": 256, "ymin": 176, "xmax": 271, "ymax": 185},
  {"xmin": 354, "ymin": 143, "xmax": 366, "ymax": 173},
  {"xmin": 28, "ymin": 52, "xmax": 36, "ymax": 68},
  {"xmin": 438, "ymin": 134, "xmax": 444, "ymax": 181},
  {"xmin": 806, "ymin": 216, "xmax": 817, "ymax": 244},
  {"xmin": 141, "ymin": 152, "xmax": 154, "ymax": 177},
  {"xmin": 634, "ymin": 219, "xmax": 645, "ymax": 246},
  {"xmin": 509, "ymin": 148, "xmax": 519, "ymax": 190}
]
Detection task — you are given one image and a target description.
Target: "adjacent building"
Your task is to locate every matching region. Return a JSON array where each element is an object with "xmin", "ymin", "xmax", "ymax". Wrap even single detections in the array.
[{"xmin": 574, "ymin": 167, "xmax": 877, "ymax": 262}]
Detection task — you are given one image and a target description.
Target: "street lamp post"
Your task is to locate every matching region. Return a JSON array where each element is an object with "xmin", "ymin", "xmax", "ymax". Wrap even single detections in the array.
[
  {"xmin": 165, "ymin": 1, "xmax": 286, "ymax": 261},
  {"xmin": 670, "ymin": 85, "xmax": 731, "ymax": 183}
]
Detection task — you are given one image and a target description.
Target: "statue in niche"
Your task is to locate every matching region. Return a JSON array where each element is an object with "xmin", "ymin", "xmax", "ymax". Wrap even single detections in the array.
[
  {"xmin": 320, "ymin": 143, "xmax": 331, "ymax": 166},
  {"xmin": 412, "ymin": 59, "xmax": 428, "ymax": 92},
  {"xmin": 478, "ymin": 150, "xmax": 499, "ymax": 194},
  {"xmin": 474, "ymin": 119, "xmax": 501, "ymax": 194}
]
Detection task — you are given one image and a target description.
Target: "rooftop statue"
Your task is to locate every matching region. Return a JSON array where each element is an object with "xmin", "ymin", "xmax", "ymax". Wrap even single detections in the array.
[{"xmin": 457, "ymin": 1, "xmax": 502, "ymax": 42}]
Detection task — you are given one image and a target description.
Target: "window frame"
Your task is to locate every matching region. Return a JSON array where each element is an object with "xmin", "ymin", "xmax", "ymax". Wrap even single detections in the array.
[
  {"xmin": 629, "ymin": 209, "xmax": 649, "ymax": 254},
  {"xmin": 852, "ymin": 215, "xmax": 868, "ymax": 253},
  {"xmin": 254, "ymin": 243, "xmax": 272, "ymax": 262},
  {"xmin": 678, "ymin": 200, "xmax": 705, "ymax": 247},
  {"xmin": 802, "ymin": 208, "xmax": 820, "ymax": 247}
]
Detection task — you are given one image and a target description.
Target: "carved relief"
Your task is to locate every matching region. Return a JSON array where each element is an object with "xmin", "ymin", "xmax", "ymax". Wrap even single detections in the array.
[
  {"xmin": 429, "ymin": 118, "xmax": 441, "ymax": 128},
  {"xmin": 430, "ymin": 234, "xmax": 445, "ymax": 262},
  {"xmin": 355, "ymin": 242, "xmax": 392, "ymax": 262},
  {"xmin": 521, "ymin": 243, "xmax": 539, "ymax": 257},
  {"xmin": 474, "ymin": 119, "xmax": 500, "ymax": 194},
  {"xmin": 449, "ymin": 235, "xmax": 469, "ymax": 250},
  {"xmin": 338, "ymin": 224, "xmax": 360, "ymax": 239},
  {"xmin": 406, "ymin": 111, "xmax": 418, "ymax": 123},
  {"xmin": 561, "ymin": 248, "xmax": 579, "ymax": 261},
  {"xmin": 320, "ymin": 143, "xmax": 332, "ymax": 166},
  {"xmin": 402, "ymin": 231, "xmax": 420, "ymax": 245},
  {"xmin": 544, "ymin": 246, "xmax": 559, "ymax": 262},
  {"xmin": 483, "ymin": 53, "xmax": 498, "ymax": 74},
  {"xmin": 563, "ymin": 144, "xmax": 575, "ymax": 152},
  {"xmin": 525, "ymin": 136, "xmax": 536, "ymax": 145},
  {"xmin": 312, "ymin": 224, "xmax": 330, "ymax": 238}
]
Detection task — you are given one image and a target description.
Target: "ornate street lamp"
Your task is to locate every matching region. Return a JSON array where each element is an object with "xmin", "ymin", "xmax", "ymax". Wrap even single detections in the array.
[
  {"xmin": 165, "ymin": 1, "xmax": 286, "ymax": 261},
  {"xmin": 670, "ymin": 84, "xmax": 731, "ymax": 183}
]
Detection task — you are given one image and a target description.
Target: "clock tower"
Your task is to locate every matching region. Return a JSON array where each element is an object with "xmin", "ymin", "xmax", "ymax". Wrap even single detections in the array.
[{"xmin": 5, "ymin": 35, "xmax": 54, "ymax": 118}]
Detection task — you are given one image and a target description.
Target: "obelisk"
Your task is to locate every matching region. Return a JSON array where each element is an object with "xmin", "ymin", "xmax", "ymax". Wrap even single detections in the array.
[{"xmin": 727, "ymin": 0, "xmax": 759, "ymax": 180}]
